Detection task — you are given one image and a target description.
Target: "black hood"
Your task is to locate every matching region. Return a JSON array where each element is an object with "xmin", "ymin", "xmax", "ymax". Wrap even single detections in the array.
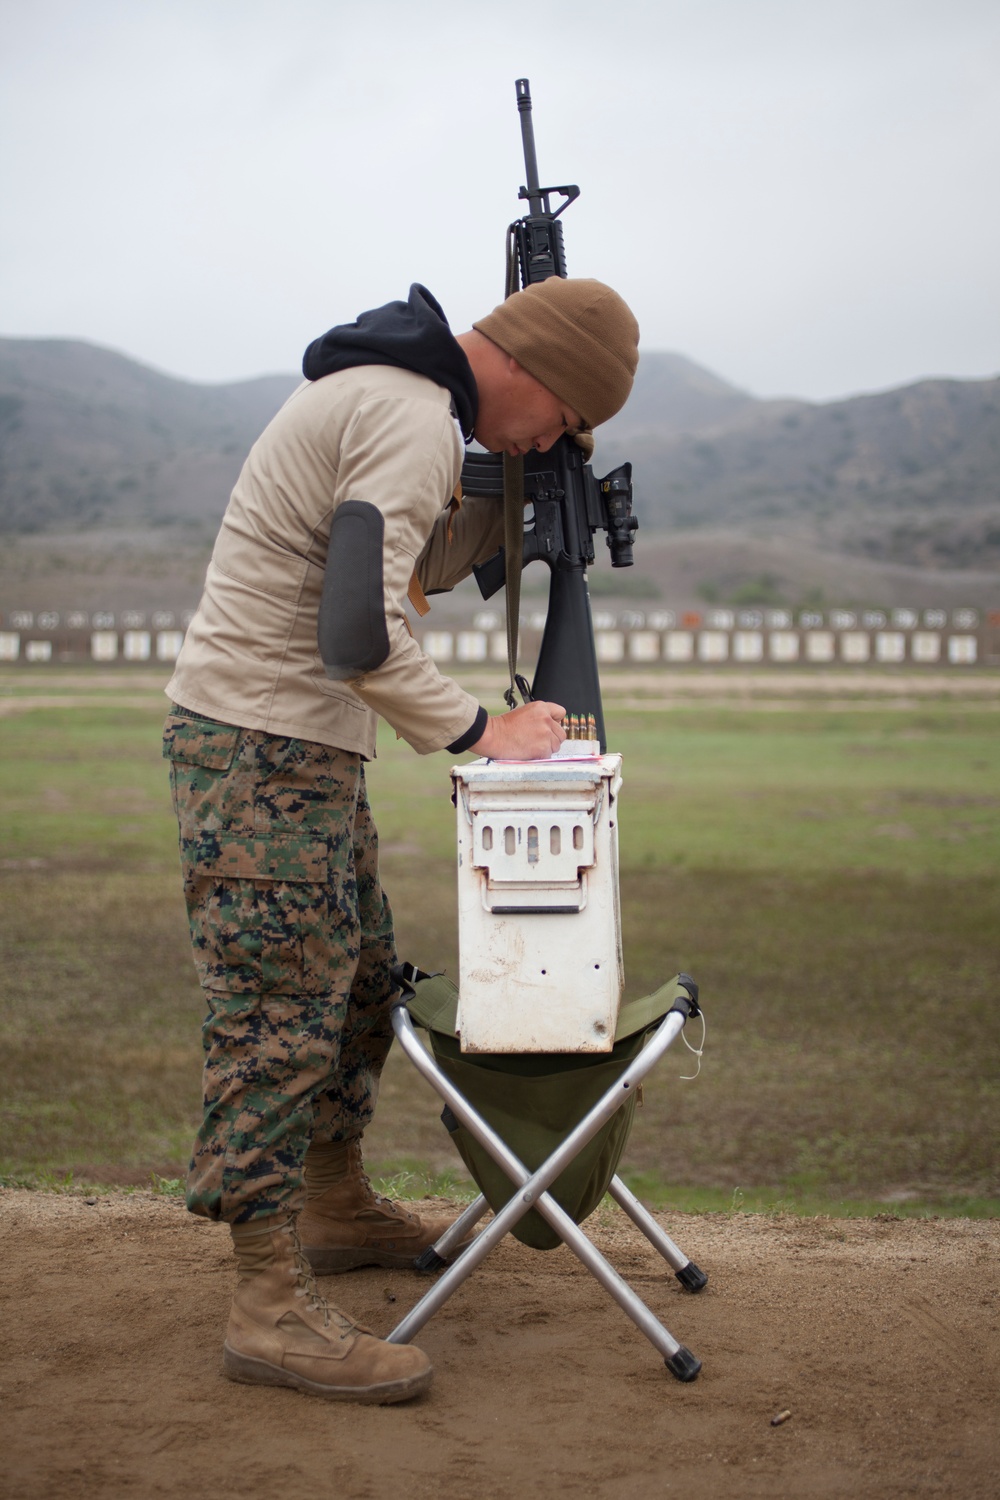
[{"xmin": 302, "ymin": 284, "xmax": 477, "ymax": 442}]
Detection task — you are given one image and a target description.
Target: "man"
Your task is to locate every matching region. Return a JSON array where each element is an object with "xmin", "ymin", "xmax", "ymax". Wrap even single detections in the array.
[{"xmin": 163, "ymin": 276, "xmax": 639, "ymax": 1403}]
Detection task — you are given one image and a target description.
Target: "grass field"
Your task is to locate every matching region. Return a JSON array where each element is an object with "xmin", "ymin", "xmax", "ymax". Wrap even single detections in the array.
[{"xmin": 1, "ymin": 666, "xmax": 997, "ymax": 1217}]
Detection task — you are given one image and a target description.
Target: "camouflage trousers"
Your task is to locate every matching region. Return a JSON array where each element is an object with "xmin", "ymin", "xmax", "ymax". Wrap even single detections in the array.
[{"xmin": 163, "ymin": 709, "xmax": 397, "ymax": 1225}]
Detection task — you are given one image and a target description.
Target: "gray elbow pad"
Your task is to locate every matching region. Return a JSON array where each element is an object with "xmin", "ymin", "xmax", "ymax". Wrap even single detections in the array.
[{"xmin": 318, "ymin": 501, "xmax": 391, "ymax": 679}]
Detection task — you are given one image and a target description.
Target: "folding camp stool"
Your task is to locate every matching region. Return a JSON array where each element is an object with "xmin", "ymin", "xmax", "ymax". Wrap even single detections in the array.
[{"xmin": 384, "ymin": 965, "xmax": 708, "ymax": 1383}]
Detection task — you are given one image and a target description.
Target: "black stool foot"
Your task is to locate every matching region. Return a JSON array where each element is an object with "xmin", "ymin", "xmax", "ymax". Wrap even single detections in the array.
[
  {"xmin": 675, "ymin": 1261, "xmax": 708, "ymax": 1293},
  {"xmin": 413, "ymin": 1247, "xmax": 448, "ymax": 1274},
  {"xmin": 665, "ymin": 1346, "xmax": 701, "ymax": 1382}
]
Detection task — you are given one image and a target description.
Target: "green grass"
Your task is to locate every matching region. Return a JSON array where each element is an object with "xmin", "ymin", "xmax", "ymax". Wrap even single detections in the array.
[
  {"xmin": 1, "ymin": 670, "xmax": 997, "ymax": 1217},
  {"xmin": 615, "ymin": 1178, "xmax": 1000, "ymax": 1219},
  {"xmin": 616, "ymin": 706, "xmax": 999, "ymax": 880}
]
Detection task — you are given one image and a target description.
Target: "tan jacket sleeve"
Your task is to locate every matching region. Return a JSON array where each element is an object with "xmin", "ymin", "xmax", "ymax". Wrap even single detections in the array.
[{"xmin": 329, "ymin": 393, "xmax": 484, "ymax": 754}]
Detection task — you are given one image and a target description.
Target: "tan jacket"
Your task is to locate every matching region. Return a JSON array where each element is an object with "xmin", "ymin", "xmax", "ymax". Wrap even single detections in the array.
[{"xmin": 166, "ymin": 365, "xmax": 502, "ymax": 757}]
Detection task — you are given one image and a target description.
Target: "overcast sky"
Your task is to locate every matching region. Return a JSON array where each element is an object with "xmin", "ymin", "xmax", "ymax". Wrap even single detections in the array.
[{"xmin": 1, "ymin": 0, "xmax": 997, "ymax": 402}]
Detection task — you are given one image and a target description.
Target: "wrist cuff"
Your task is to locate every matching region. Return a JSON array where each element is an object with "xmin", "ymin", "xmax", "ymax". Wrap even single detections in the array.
[{"xmin": 446, "ymin": 706, "xmax": 488, "ymax": 755}]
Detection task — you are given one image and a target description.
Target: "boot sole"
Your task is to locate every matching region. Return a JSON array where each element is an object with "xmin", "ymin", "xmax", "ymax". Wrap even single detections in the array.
[
  {"xmin": 303, "ymin": 1245, "xmax": 431, "ymax": 1274},
  {"xmin": 222, "ymin": 1344, "xmax": 432, "ymax": 1403}
]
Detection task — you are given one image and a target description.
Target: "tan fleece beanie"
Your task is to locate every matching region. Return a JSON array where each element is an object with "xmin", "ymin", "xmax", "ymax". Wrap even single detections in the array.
[{"xmin": 473, "ymin": 277, "xmax": 639, "ymax": 429}]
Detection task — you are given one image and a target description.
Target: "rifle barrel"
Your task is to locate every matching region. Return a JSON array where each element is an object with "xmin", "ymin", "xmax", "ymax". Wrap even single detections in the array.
[{"xmin": 515, "ymin": 78, "xmax": 544, "ymax": 215}]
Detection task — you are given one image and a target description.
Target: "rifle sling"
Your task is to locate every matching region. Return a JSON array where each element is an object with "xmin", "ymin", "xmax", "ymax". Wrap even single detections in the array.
[
  {"xmin": 501, "ymin": 221, "xmax": 529, "ymax": 712},
  {"xmin": 502, "ymin": 452, "xmax": 525, "ymax": 709}
]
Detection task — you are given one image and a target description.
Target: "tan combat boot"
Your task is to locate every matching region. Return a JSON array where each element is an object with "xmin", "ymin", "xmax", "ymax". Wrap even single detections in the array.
[
  {"xmin": 298, "ymin": 1139, "xmax": 462, "ymax": 1274},
  {"xmin": 224, "ymin": 1215, "xmax": 432, "ymax": 1402}
]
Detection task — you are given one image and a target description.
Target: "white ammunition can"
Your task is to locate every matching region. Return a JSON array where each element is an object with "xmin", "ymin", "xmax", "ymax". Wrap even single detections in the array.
[{"xmin": 452, "ymin": 752, "xmax": 624, "ymax": 1053}]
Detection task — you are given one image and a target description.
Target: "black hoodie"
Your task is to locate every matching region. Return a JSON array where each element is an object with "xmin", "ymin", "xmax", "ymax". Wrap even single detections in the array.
[{"xmin": 302, "ymin": 284, "xmax": 478, "ymax": 443}]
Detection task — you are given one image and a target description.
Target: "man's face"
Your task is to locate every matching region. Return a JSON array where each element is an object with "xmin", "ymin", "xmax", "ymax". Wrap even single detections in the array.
[{"xmin": 474, "ymin": 357, "xmax": 583, "ymax": 458}]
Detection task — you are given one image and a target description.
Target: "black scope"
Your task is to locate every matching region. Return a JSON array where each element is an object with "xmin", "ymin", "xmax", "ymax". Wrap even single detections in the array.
[{"xmin": 601, "ymin": 466, "xmax": 638, "ymax": 568}]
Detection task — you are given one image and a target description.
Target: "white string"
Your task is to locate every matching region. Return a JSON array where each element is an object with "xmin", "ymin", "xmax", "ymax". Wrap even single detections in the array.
[{"xmin": 679, "ymin": 1008, "xmax": 707, "ymax": 1081}]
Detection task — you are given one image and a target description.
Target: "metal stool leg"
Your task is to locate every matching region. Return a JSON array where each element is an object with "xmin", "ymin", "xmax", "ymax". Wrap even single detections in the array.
[
  {"xmin": 386, "ymin": 1002, "xmax": 703, "ymax": 1381},
  {"xmin": 414, "ymin": 1194, "xmax": 489, "ymax": 1272},
  {"xmin": 609, "ymin": 1176, "xmax": 708, "ymax": 1291}
]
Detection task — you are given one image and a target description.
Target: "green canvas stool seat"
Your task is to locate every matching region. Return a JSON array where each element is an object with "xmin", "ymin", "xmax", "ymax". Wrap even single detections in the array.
[
  {"xmin": 406, "ymin": 970, "xmax": 693, "ymax": 1251},
  {"xmin": 383, "ymin": 965, "xmax": 709, "ymax": 1383}
]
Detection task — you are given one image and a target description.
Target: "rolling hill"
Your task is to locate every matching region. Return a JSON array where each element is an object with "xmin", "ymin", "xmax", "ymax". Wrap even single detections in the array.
[
  {"xmin": 0, "ymin": 338, "xmax": 298, "ymax": 534},
  {"xmin": 598, "ymin": 358, "xmax": 1000, "ymax": 570}
]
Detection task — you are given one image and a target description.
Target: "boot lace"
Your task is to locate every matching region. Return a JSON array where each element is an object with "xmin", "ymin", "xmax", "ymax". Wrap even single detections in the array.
[
  {"xmin": 281, "ymin": 1222, "xmax": 363, "ymax": 1339},
  {"xmin": 349, "ymin": 1142, "xmax": 417, "ymax": 1223}
]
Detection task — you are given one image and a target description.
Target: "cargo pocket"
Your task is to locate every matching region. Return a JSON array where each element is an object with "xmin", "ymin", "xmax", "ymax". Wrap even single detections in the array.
[
  {"xmin": 182, "ymin": 830, "xmax": 352, "ymax": 1001},
  {"xmin": 165, "ymin": 715, "xmax": 246, "ymax": 828},
  {"xmin": 162, "ymin": 714, "xmax": 242, "ymax": 770}
]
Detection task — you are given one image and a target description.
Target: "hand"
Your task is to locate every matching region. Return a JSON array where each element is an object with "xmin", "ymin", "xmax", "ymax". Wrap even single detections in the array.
[{"xmin": 471, "ymin": 700, "xmax": 566, "ymax": 760}]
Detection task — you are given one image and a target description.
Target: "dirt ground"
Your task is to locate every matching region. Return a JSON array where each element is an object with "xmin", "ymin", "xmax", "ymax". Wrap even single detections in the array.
[{"xmin": 2, "ymin": 1192, "xmax": 998, "ymax": 1500}]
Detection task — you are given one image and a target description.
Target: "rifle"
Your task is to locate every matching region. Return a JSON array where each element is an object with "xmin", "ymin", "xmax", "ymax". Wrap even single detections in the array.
[{"xmin": 463, "ymin": 78, "xmax": 637, "ymax": 753}]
